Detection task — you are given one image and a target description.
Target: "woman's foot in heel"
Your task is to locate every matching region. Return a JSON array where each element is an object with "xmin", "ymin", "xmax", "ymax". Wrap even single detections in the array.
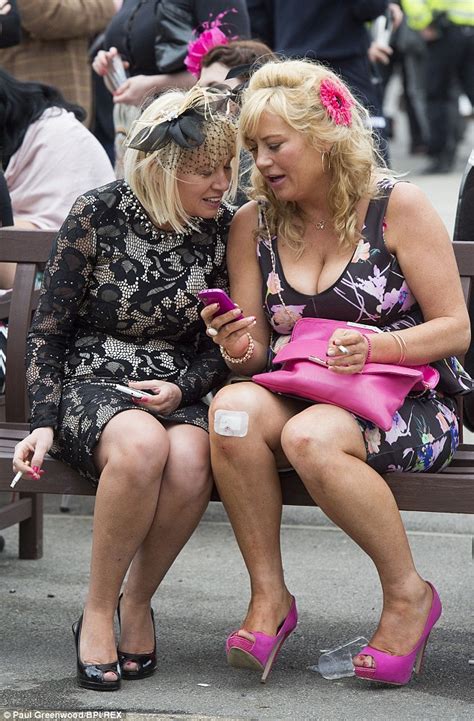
[
  {"xmin": 117, "ymin": 593, "xmax": 157, "ymax": 680},
  {"xmin": 226, "ymin": 592, "xmax": 298, "ymax": 683},
  {"xmin": 72, "ymin": 612, "xmax": 121, "ymax": 691},
  {"xmin": 354, "ymin": 580, "xmax": 442, "ymax": 686}
]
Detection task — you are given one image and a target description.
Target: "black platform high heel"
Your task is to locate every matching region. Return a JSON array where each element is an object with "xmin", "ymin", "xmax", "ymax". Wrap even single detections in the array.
[
  {"xmin": 117, "ymin": 594, "xmax": 157, "ymax": 680},
  {"xmin": 72, "ymin": 614, "xmax": 121, "ymax": 691}
]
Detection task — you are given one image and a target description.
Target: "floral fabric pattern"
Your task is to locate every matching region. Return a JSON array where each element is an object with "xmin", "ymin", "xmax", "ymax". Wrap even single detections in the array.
[
  {"xmin": 26, "ymin": 179, "xmax": 234, "ymax": 484},
  {"xmin": 256, "ymin": 183, "xmax": 470, "ymax": 473}
]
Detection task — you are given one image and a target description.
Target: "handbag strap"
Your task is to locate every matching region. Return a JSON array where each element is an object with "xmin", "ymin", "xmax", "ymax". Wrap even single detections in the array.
[{"xmin": 261, "ymin": 205, "xmax": 301, "ymax": 334}]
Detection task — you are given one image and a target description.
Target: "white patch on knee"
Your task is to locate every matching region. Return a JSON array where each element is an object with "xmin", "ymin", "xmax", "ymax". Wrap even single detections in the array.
[{"xmin": 214, "ymin": 410, "xmax": 249, "ymax": 437}]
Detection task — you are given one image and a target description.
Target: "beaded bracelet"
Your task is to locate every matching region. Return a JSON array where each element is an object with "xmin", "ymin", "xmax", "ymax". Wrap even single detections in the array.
[
  {"xmin": 220, "ymin": 333, "xmax": 255, "ymax": 365},
  {"xmin": 363, "ymin": 334, "xmax": 372, "ymax": 364}
]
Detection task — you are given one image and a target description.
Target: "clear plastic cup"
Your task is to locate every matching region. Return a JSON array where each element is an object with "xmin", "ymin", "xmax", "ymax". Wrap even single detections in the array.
[{"xmin": 315, "ymin": 636, "xmax": 369, "ymax": 680}]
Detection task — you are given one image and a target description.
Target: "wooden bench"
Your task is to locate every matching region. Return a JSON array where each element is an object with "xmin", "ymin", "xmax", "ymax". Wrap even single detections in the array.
[{"xmin": 0, "ymin": 228, "xmax": 473, "ymax": 560}]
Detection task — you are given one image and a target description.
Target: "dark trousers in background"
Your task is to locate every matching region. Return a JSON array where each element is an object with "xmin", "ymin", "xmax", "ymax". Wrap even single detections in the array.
[
  {"xmin": 425, "ymin": 24, "xmax": 474, "ymax": 169},
  {"xmin": 329, "ymin": 55, "xmax": 390, "ymax": 165}
]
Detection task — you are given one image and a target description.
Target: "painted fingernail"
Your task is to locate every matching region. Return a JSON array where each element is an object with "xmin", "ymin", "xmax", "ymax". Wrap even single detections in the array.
[
  {"xmin": 32, "ymin": 466, "xmax": 40, "ymax": 472},
  {"xmin": 232, "ymin": 308, "xmax": 242, "ymax": 315}
]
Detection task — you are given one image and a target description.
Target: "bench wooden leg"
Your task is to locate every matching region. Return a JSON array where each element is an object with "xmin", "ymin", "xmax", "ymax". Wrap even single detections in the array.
[{"xmin": 19, "ymin": 493, "xmax": 43, "ymax": 559}]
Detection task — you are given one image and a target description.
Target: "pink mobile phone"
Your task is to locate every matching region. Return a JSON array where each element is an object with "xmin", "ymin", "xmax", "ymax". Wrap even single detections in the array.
[{"xmin": 198, "ymin": 288, "xmax": 244, "ymax": 319}]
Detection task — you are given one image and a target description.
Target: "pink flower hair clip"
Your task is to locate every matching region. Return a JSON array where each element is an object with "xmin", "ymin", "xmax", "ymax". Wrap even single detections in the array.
[
  {"xmin": 319, "ymin": 78, "xmax": 353, "ymax": 126},
  {"xmin": 185, "ymin": 9, "xmax": 238, "ymax": 78}
]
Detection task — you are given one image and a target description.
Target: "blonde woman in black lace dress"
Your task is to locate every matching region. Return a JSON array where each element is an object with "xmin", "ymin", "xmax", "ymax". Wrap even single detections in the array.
[{"xmin": 13, "ymin": 86, "xmax": 238, "ymax": 691}]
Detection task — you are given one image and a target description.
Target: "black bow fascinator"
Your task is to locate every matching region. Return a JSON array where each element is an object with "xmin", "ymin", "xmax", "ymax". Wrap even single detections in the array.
[{"xmin": 127, "ymin": 107, "xmax": 206, "ymax": 153}]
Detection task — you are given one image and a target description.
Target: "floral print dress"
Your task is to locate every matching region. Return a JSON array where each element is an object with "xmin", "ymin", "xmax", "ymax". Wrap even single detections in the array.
[
  {"xmin": 257, "ymin": 183, "xmax": 472, "ymax": 474},
  {"xmin": 26, "ymin": 179, "xmax": 233, "ymax": 484}
]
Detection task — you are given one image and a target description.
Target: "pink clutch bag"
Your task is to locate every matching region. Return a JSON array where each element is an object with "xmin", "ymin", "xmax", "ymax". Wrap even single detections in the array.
[{"xmin": 252, "ymin": 318, "xmax": 439, "ymax": 431}]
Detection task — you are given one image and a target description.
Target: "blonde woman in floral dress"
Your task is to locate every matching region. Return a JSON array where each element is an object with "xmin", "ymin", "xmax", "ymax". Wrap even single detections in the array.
[{"xmin": 201, "ymin": 59, "xmax": 472, "ymax": 686}]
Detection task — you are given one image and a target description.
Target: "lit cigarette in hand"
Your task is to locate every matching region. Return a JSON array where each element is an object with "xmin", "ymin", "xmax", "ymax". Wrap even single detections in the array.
[
  {"xmin": 10, "ymin": 459, "xmax": 30, "ymax": 488},
  {"xmin": 10, "ymin": 471, "xmax": 22, "ymax": 489}
]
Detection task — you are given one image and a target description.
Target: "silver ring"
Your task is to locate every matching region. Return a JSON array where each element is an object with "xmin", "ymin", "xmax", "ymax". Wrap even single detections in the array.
[
  {"xmin": 337, "ymin": 344, "xmax": 349, "ymax": 354},
  {"xmin": 206, "ymin": 326, "xmax": 218, "ymax": 338}
]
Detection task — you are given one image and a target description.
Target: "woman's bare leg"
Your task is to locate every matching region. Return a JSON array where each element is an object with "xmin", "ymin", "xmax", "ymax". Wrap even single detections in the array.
[
  {"xmin": 118, "ymin": 424, "xmax": 212, "ymax": 669},
  {"xmin": 79, "ymin": 410, "xmax": 169, "ymax": 679},
  {"xmin": 281, "ymin": 404, "xmax": 433, "ymax": 666},
  {"xmin": 210, "ymin": 383, "xmax": 303, "ymax": 637}
]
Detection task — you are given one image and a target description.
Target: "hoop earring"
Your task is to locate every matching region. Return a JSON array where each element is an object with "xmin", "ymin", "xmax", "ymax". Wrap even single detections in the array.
[{"xmin": 321, "ymin": 151, "xmax": 331, "ymax": 174}]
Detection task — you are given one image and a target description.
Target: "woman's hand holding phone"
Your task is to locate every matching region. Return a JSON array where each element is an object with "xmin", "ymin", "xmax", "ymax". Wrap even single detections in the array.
[
  {"xmin": 199, "ymin": 289, "xmax": 256, "ymax": 359},
  {"xmin": 126, "ymin": 380, "xmax": 183, "ymax": 415}
]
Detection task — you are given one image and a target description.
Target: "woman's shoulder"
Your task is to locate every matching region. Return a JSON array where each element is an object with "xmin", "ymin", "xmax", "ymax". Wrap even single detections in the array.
[
  {"xmin": 68, "ymin": 179, "xmax": 126, "ymax": 216},
  {"xmin": 78, "ymin": 178, "xmax": 124, "ymax": 201},
  {"xmin": 384, "ymin": 181, "xmax": 433, "ymax": 227},
  {"xmin": 214, "ymin": 199, "xmax": 258, "ymax": 231},
  {"xmin": 375, "ymin": 177, "xmax": 428, "ymax": 211},
  {"xmin": 231, "ymin": 200, "xmax": 260, "ymax": 227}
]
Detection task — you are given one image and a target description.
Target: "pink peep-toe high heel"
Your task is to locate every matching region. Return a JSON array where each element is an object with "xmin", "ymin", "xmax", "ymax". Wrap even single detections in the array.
[
  {"xmin": 226, "ymin": 596, "xmax": 298, "ymax": 683},
  {"xmin": 354, "ymin": 581, "xmax": 442, "ymax": 686}
]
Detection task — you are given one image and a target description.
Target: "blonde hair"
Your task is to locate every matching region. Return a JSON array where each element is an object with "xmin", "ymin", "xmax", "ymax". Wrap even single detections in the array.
[
  {"xmin": 123, "ymin": 86, "xmax": 238, "ymax": 234},
  {"xmin": 239, "ymin": 59, "xmax": 390, "ymax": 252}
]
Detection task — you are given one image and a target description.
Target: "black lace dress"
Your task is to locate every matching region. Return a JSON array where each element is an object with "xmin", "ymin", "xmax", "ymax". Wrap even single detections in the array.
[{"xmin": 26, "ymin": 179, "xmax": 233, "ymax": 484}]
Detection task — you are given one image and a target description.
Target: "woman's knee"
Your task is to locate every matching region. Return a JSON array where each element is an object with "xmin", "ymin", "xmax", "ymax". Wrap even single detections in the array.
[
  {"xmin": 210, "ymin": 383, "xmax": 264, "ymax": 420},
  {"xmin": 209, "ymin": 384, "xmax": 265, "ymax": 461},
  {"xmin": 281, "ymin": 407, "xmax": 361, "ymax": 470},
  {"xmin": 164, "ymin": 435, "xmax": 212, "ymax": 501},
  {"xmin": 98, "ymin": 414, "xmax": 170, "ymax": 484}
]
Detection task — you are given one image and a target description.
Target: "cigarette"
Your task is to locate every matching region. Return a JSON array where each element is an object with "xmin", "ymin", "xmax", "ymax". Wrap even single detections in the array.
[
  {"xmin": 337, "ymin": 344, "xmax": 349, "ymax": 354},
  {"xmin": 10, "ymin": 471, "xmax": 22, "ymax": 489}
]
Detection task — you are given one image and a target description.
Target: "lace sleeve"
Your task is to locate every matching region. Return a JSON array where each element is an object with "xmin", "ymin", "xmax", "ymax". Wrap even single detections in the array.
[
  {"xmin": 26, "ymin": 193, "xmax": 98, "ymax": 431},
  {"xmin": 176, "ymin": 328, "xmax": 229, "ymax": 407}
]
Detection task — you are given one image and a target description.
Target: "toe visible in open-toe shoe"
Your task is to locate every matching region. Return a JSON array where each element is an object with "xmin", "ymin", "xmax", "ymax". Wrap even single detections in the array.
[
  {"xmin": 117, "ymin": 594, "xmax": 157, "ymax": 680},
  {"xmin": 72, "ymin": 614, "xmax": 121, "ymax": 691},
  {"xmin": 354, "ymin": 582, "xmax": 442, "ymax": 686},
  {"xmin": 226, "ymin": 596, "xmax": 298, "ymax": 683}
]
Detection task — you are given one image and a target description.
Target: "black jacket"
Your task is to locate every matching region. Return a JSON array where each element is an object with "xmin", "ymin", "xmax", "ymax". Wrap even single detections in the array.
[
  {"xmin": 247, "ymin": 0, "xmax": 388, "ymax": 60},
  {"xmin": 105, "ymin": 0, "xmax": 250, "ymax": 76}
]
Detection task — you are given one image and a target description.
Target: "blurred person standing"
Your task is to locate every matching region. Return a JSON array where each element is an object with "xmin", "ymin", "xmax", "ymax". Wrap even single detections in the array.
[
  {"xmin": 368, "ymin": 7, "xmax": 430, "ymax": 156},
  {"xmin": 94, "ymin": 1, "xmax": 250, "ymax": 107},
  {"xmin": 403, "ymin": 0, "xmax": 474, "ymax": 173},
  {"xmin": 0, "ymin": 0, "xmax": 121, "ymax": 126},
  {"xmin": 92, "ymin": 0, "xmax": 250, "ymax": 175},
  {"xmin": 246, "ymin": 1, "xmax": 390, "ymax": 120}
]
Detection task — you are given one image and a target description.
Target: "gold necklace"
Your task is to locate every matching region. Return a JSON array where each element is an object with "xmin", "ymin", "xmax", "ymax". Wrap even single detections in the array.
[{"xmin": 305, "ymin": 216, "xmax": 326, "ymax": 231}]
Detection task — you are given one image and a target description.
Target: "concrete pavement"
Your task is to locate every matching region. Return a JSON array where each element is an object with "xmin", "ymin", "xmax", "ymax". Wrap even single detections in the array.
[
  {"xmin": 0, "ymin": 506, "xmax": 473, "ymax": 720},
  {"xmin": 1, "ymin": 90, "xmax": 473, "ymax": 721}
]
